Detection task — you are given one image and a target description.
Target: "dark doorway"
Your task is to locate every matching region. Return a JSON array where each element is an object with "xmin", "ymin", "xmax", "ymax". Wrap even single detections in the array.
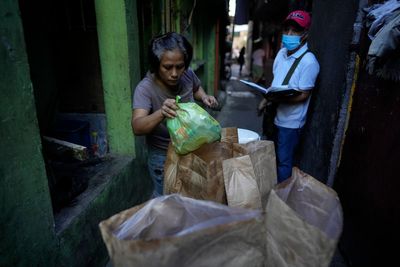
[{"xmin": 19, "ymin": 0, "xmax": 108, "ymax": 214}]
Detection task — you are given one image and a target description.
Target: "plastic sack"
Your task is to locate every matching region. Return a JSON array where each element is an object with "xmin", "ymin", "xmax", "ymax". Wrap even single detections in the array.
[
  {"xmin": 99, "ymin": 194, "xmax": 265, "ymax": 267},
  {"xmin": 114, "ymin": 194, "xmax": 261, "ymax": 240},
  {"xmin": 99, "ymin": 169, "xmax": 343, "ymax": 267},
  {"xmin": 166, "ymin": 96, "xmax": 221, "ymax": 154}
]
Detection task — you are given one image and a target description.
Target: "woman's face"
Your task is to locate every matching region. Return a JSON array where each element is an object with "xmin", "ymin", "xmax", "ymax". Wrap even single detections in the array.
[{"xmin": 156, "ymin": 49, "xmax": 186, "ymax": 88}]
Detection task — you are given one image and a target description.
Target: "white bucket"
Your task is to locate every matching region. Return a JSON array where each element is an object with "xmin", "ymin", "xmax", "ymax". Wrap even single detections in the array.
[{"xmin": 237, "ymin": 128, "xmax": 260, "ymax": 144}]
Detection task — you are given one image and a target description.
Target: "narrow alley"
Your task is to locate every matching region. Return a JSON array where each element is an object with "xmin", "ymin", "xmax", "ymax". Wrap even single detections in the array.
[
  {"xmin": 216, "ymin": 64, "xmax": 263, "ymax": 135},
  {"xmin": 2, "ymin": 0, "xmax": 400, "ymax": 266}
]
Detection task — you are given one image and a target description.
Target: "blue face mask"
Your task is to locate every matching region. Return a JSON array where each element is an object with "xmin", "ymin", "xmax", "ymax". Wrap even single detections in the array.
[{"xmin": 282, "ymin": 34, "xmax": 301, "ymax": 51}]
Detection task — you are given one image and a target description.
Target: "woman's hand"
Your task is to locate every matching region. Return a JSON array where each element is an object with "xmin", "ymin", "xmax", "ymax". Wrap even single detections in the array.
[
  {"xmin": 201, "ymin": 95, "xmax": 219, "ymax": 108},
  {"xmin": 161, "ymin": 98, "xmax": 179, "ymax": 119}
]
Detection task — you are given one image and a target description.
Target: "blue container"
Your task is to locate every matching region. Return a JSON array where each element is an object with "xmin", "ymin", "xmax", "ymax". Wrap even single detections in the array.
[{"xmin": 54, "ymin": 119, "xmax": 91, "ymax": 149}]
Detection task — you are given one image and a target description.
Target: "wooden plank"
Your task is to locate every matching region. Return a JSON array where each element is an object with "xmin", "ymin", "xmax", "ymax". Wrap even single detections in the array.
[{"xmin": 43, "ymin": 136, "xmax": 88, "ymax": 161}]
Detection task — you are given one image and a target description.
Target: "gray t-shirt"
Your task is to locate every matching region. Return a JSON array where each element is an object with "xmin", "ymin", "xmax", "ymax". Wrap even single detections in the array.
[{"xmin": 133, "ymin": 68, "xmax": 201, "ymax": 150}]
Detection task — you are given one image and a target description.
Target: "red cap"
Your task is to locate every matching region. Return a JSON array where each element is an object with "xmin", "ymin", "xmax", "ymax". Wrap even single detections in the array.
[{"xmin": 285, "ymin": 10, "xmax": 311, "ymax": 30}]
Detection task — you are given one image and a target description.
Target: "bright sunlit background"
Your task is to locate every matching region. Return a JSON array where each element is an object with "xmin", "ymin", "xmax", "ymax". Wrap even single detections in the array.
[
  {"xmin": 229, "ymin": 0, "xmax": 236, "ymax": 17},
  {"xmin": 227, "ymin": 0, "xmax": 248, "ymax": 60}
]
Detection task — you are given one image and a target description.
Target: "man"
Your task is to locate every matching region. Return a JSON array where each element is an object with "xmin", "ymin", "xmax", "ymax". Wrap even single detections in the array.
[{"xmin": 267, "ymin": 10, "xmax": 320, "ymax": 182}]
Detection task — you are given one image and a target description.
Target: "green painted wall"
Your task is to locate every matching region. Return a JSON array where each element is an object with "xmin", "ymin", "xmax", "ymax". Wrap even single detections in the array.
[
  {"xmin": 136, "ymin": 0, "xmax": 163, "ymax": 78},
  {"xmin": 134, "ymin": 0, "xmax": 221, "ymax": 96},
  {"xmin": 0, "ymin": 0, "xmax": 226, "ymax": 265},
  {"xmin": 0, "ymin": 1, "xmax": 57, "ymax": 266},
  {"xmin": 205, "ymin": 24, "xmax": 217, "ymax": 95},
  {"xmin": 125, "ymin": 0, "xmax": 142, "ymax": 91},
  {"xmin": 1, "ymin": 1, "xmax": 151, "ymax": 266},
  {"xmin": 191, "ymin": 1, "xmax": 218, "ymax": 96},
  {"xmin": 95, "ymin": 0, "xmax": 137, "ymax": 156}
]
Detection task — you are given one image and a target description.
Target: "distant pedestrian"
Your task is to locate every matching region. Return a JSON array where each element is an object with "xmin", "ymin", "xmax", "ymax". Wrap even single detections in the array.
[
  {"xmin": 251, "ymin": 40, "xmax": 266, "ymax": 84},
  {"xmin": 265, "ymin": 10, "xmax": 320, "ymax": 183},
  {"xmin": 238, "ymin": 46, "xmax": 245, "ymax": 75}
]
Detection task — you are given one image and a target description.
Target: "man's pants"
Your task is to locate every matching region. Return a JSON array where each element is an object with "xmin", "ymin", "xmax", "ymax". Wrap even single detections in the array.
[
  {"xmin": 274, "ymin": 126, "xmax": 302, "ymax": 183},
  {"xmin": 147, "ymin": 146, "xmax": 167, "ymax": 198}
]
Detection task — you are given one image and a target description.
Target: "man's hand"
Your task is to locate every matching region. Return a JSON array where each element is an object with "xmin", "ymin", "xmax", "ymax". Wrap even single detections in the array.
[
  {"xmin": 257, "ymin": 98, "xmax": 267, "ymax": 116},
  {"xmin": 265, "ymin": 90, "xmax": 311, "ymax": 104}
]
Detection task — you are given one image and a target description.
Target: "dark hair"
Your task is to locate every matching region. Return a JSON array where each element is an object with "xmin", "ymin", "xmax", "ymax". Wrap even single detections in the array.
[{"xmin": 148, "ymin": 32, "xmax": 193, "ymax": 73}]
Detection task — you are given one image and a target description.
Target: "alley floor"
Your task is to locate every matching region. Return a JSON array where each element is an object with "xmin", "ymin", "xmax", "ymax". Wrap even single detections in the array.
[{"xmin": 216, "ymin": 74, "xmax": 264, "ymax": 136}]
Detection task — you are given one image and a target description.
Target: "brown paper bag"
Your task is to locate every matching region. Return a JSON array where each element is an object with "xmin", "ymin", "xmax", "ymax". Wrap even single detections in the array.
[
  {"xmin": 223, "ymin": 155, "xmax": 262, "ymax": 209},
  {"xmin": 99, "ymin": 194, "xmax": 265, "ymax": 267},
  {"xmin": 264, "ymin": 167, "xmax": 343, "ymax": 267},
  {"xmin": 164, "ymin": 128, "xmax": 238, "ymax": 203},
  {"xmin": 165, "ymin": 128, "xmax": 277, "ymax": 207},
  {"xmin": 164, "ymin": 141, "xmax": 233, "ymax": 203},
  {"xmin": 220, "ymin": 127, "xmax": 239, "ymax": 143},
  {"xmin": 227, "ymin": 140, "xmax": 277, "ymax": 208}
]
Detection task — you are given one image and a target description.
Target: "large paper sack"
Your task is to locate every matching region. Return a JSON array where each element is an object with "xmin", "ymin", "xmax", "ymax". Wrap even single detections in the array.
[
  {"xmin": 99, "ymin": 194, "xmax": 265, "ymax": 267},
  {"xmin": 164, "ymin": 128, "xmax": 277, "ymax": 207},
  {"xmin": 265, "ymin": 167, "xmax": 343, "ymax": 267},
  {"xmin": 164, "ymin": 141, "xmax": 233, "ymax": 203},
  {"xmin": 223, "ymin": 141, "xmax": 277, "ymax": 209}
]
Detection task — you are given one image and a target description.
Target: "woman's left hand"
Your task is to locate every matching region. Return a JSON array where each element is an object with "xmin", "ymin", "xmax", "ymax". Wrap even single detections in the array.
[{"xmin": 201, "ymin": 95, "xmax": 219, "ymax": 108}]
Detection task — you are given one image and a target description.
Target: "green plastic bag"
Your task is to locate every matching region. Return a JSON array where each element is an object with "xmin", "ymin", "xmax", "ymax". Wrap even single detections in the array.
[{"xmin": 167, "ymin": 96, "xmax": 221, "ymax": 154}]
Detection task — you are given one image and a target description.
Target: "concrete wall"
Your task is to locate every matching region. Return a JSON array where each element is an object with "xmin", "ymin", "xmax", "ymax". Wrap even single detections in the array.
[
  {"xmin": 56, "ymin": 156, "xmax": 151, "ymax": 266},
  {"xmin": 1, "ymin": 0, "xmax": 151, "ymax": 266},
  {"xmin": 298, "ymin": 0, "xmax": 359, "ymax": 182},
  {"xmin": 0, "ymin": 1, "xmax": 57, "ymax": 265}
]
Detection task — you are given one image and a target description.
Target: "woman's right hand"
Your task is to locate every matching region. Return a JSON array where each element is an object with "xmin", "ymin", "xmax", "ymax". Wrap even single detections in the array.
[{"xmin": 160, "ymin": 98, "xmax": 179, "ymax": 119}]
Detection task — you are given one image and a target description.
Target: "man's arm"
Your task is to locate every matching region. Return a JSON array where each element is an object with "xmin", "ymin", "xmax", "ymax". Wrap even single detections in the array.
[{"xmin": 267, "ymin": 89, "xmax": 311, "ymax": 104}]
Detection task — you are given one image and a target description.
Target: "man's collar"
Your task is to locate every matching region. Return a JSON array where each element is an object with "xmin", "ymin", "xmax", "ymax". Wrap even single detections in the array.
[{"xmin": 286, "ymin": 43, "xmax": 308, "ymax": 58}]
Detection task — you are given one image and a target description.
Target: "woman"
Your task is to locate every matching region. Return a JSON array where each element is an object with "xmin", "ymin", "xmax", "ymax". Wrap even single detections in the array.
[
  {"xmin": 131, "ymin": 32, "xmax": 218, "ymax": 197},
  {"xmin": 251, "ymin": 41, "xmax": 266, "ymax": 84}
]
